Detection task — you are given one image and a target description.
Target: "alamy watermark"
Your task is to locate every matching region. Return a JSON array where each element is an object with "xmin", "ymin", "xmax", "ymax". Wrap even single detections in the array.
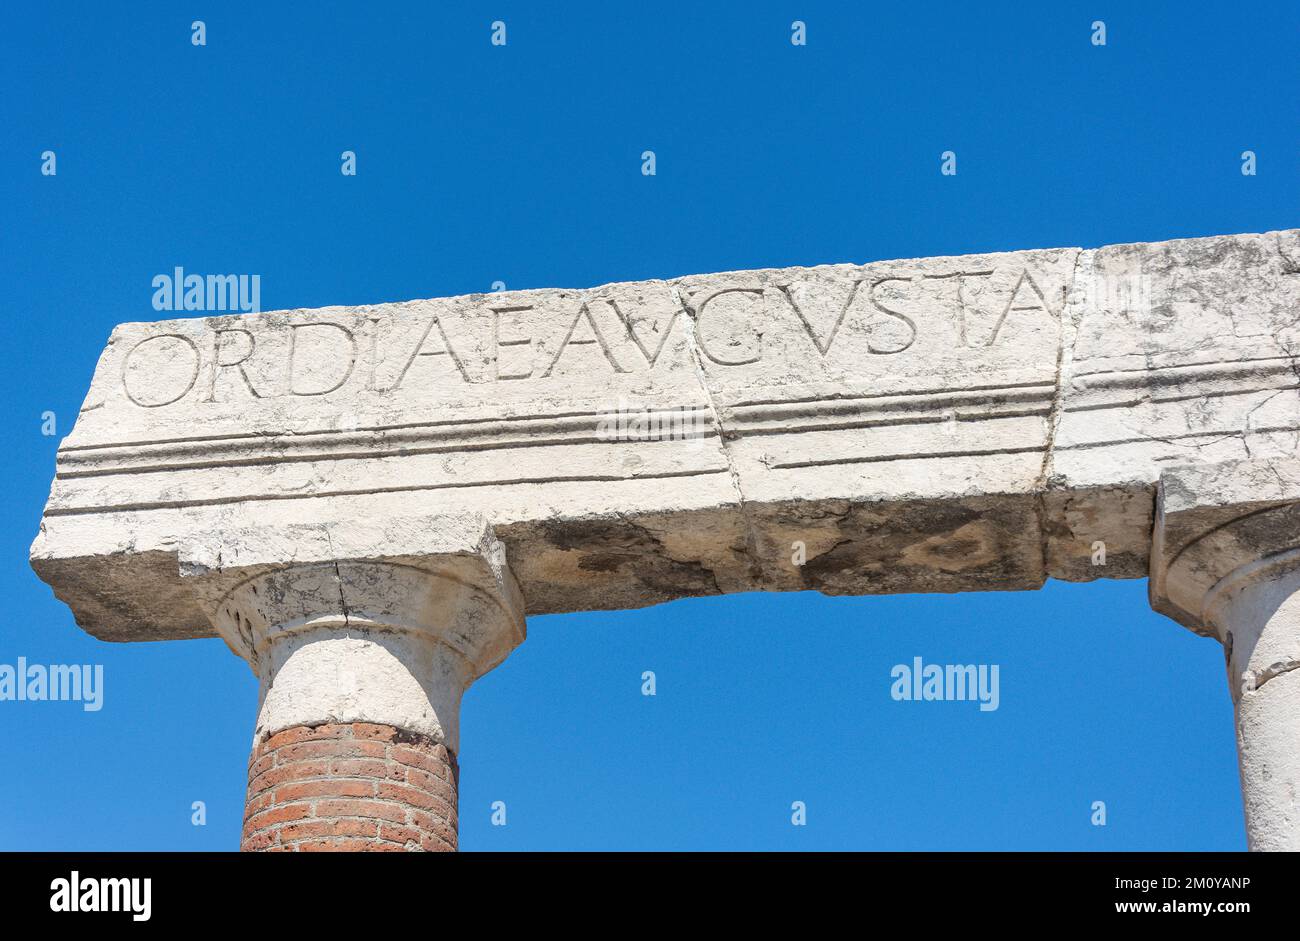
[
  {"xmin": 890, "ymin": 656, "xmax": 999, "ymax": 712},
  {"xmin": 152, "ymin": 267, "xmax": 261, "ymax": 313},
  {"xmin": 595, "ymin": 397, "xmax": 710, "ymax": 447},
  {"xmin": 1072, "ymin": 271, "xmax": 1153, "ymax": 316},
  {"xmin": 50, "ymin": 871, "xmax": 150, "ymax": 921},
  {"xmin": 0, "ymin": 657, "xmax": 103, "ymax": 711}
]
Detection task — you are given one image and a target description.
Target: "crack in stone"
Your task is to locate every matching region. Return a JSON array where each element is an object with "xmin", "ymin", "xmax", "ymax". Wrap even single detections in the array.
[
  {"xmin": 673, "ymin": 283, "xmax": 765, "ymax": 583},
  {"xmin": 1033, "ymin": 248, "xmax": 1088, "ymax": 574},
  {"xmin": 1144, "ymin": 430, "xmax": 1246, "ymax": 450},
  {"xmin": 1277, "ymin": 231, "xmax": 1300, "ymax": 275},
  {"xmin": 1238, "ymin": 334, "xmax": 1300, "ymax": 459},
  {"xmin": 323, "ymin": 528, "xmax": 350, "ymax": 630},
  {"xmin": 1246, "ymin": 657, "xmax": 1300, "ymax": 692}
]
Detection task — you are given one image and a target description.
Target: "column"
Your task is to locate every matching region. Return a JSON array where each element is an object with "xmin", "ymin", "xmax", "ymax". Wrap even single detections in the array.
[
  {"xmin": 181, "ymin": 516, "xmax": 525, "ymax": 851},
  {"xmin": 1203, "ymin": 558, "xmax": 1300, "ymax": 851},
  {"xmin": 1150, "ymin": 459, "xmax": 1300, "ymax": 851}
]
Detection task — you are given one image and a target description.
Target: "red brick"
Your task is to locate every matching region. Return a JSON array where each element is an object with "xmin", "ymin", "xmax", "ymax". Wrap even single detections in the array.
[
  {"xmin": 277, "ymin": 779, "xmax": 375, "ymax": 802},
  {"xmin": 242, "ymin": 828, "xmax": 279, "ymax": 851},
  {"xmin": 329, "ymin": 758, "xmax": 401, "ymax": 779},
  {"xmin": 390, "ymin": 745, "xmax": 452, "ymax": 777},
  {"xmin": 262, "ymin": 723, "xmax": 349, "ymax": 752},
  {"xmin": 243, "ymin": 790, "xmax": 275, "ymax": 819},
  {"xmin": 278, "ymin": 819, "xmax": 379, "ymax": 842},
  {"xmin": 248, "ymin": 753, "xmax": 275, "ymax": 779},
  {"xmin": 404, "ymin": 766, "xmax": 454, "ymax": 794},
  {"xmin": 379, "ymin": 824, "xmax": 424, "ymax": 845},
  {"xmin": 244, "ymin": 802, "xmax": 312, "ymax": 833},
  {"xmin": 377, "ymin": 781, "xmax": 451, "ymax": 813},
  {"xmin": 351, "ymin": 722, "xmax": 401, "ymax": 743},
  {"xmin": 314, "ymin": 799, "xmax": 408, "ymax": 823},
  {"xmin": 241, "ymin": 722, "xmax": 458, "ymax": 852},
  {"xmin": 419, "ymin": 833, "xmax": 455, "ymax": 852},
  {"xmin": 294, "ymin": 838, "xmax": 388, "ymax": 852},
  {"xmin": 249, "ymin": 759, "xmax": 329, "ymax": 795},
  {"xmin": 273, "ymin": 740, "xmax": 386, "ymax": 764},
  {"xmin": 410, "ymin": 810, "xmax": 458, "ymax": 844}
]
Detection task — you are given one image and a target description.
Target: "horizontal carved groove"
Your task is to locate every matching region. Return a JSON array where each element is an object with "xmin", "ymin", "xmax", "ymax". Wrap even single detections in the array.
[
  {"xmin": 57, "ymin": 406, "xmax": 712, "ymax": 453},
  {"xmin": 56, "ymin": 411, "xmax": 720, "ymax": 478},
  {"xmin": 1059, "ymin": 422, "xmax": 1300, "ymax": 451},
  {"xmin": 773, "ymin": 444, "xmax": 1046, "ymax": 470},
  {"xmin": 729, "ymin": 385, "xmax": 1055, "ymax": 423},
  {"xmin": 729, "ymin": 379, "xmax": 1057, "ymax": 409},
  {"xmin": 43, "ymin": 468, "xmax": 734, "ymax": 516},
  {"xmin": 1069, "ymin": 354, "xmax": 1297, "ymax": 383},
  {"xmin": 56, "ymin": 432, "xmax": 722, "ymax": 480},
  {"xmin": 763, "ymin": 419, "xmax": 1300, "ymax": 470},
  {"xmin": 737, "ymin": 406, "xmax": 1051, "ymax": 438},
  {"xmin": 1063, "ymin": 382, "xmax": 1300, "ymax": 414}
]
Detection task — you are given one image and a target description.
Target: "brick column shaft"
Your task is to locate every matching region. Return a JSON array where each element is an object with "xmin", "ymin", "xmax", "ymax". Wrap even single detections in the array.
[{"xmin": 241, "ymin": 721, "xmax": 459, "ymax": 852}]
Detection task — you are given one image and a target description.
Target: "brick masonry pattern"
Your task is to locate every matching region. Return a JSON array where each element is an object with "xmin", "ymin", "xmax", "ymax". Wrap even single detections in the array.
[{"xmin": 241, "ymin": 722, "xmax": 459, "ymax": 852}]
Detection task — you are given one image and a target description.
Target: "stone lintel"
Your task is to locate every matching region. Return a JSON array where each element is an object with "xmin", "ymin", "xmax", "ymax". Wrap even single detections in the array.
[{"xmin": 30, "ymin": 229, "xmax": 1300, "ymax": 642}]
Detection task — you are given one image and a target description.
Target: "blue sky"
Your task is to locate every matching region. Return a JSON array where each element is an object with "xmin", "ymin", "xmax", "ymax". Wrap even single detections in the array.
[{"xmin": 2, "ymin": 2, "xmax": 1296, "ymax": 850}]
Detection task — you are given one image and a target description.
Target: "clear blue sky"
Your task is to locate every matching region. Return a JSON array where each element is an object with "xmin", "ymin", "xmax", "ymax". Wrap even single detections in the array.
[{"xmin": 2, "ymin": 2, "xmax": 1296, "ymax": 851}]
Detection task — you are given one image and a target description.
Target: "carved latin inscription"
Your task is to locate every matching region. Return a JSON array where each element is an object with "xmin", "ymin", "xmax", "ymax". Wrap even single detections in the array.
[
  {"xmin": 121, "ymin": 334, "xmax": 201, "ymax": 407},
  {"xmin": 116, "ymin": 266, "xmax": 1061, "ymax": 407}
]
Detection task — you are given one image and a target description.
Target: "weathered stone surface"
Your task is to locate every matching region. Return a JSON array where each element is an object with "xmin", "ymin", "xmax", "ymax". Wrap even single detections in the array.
[
  {"xmin": 1150, "ymin": 456, "xmax": 1300, "ymax": 634},
  {"xmin": 1150, "ymin": 456, "xmax": 1300, "ymax": 849},
  {"xmin": 1050, "ymin": 232, "xmax": 1300, "ymax": 580},
  {"xmin": 31, "ymin": 229, "xmax": 1300, "ymax": 642},
  {"xmin": 182, "ymin": 512, "xmax": 525, "ymax": 751}
]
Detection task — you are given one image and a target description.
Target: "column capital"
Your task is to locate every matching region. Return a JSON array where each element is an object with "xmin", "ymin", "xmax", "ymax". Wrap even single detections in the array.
[
  {"xmin": 1151, "ymin": 458, "xmax": 1300, "ymax": 850},
  {"xmin": 1150, "ymin": 456, "xmax": 1300, "ymax": 639},
  {"xmin": 179, "ymin": 512, "xmax": 525, "ymax": 752}
]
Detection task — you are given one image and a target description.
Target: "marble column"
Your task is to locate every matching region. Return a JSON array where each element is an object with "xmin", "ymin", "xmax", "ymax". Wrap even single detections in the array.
[{"xmin": 1151, "ymin": 458, "xmax": 1300, "ymax": 851}]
